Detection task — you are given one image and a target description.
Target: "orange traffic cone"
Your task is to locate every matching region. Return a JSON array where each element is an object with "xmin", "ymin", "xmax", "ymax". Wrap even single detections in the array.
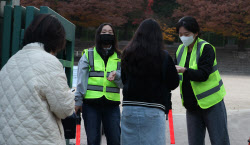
[
  {"xmin": 168, "ymin": 109, "xmax": 175, "ymax": 144},
  {"xmin": 76, "ymin": 111, "xmax": 81, "ymax": 145}
]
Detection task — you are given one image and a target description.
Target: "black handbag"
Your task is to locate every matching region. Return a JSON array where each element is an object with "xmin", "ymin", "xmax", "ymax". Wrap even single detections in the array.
[{"xmin": 62, "ymin": 112, "xmax": 77, "ymax": 139}]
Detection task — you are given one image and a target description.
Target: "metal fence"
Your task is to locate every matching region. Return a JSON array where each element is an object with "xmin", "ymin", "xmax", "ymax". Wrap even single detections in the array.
[{"xmin": 0, "ymin": 1, "xmax": 75, "ymax": 87}]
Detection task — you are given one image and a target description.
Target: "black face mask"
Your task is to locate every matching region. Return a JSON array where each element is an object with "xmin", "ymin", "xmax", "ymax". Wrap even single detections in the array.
[{"xmin": 100, "ymin": 34, "xmax": 115, "ymax": 45}]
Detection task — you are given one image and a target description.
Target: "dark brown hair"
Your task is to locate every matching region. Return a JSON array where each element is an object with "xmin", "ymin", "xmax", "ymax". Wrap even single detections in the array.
[{"xmin": 23, "ymin": 14, "xmax": 66, "ymax": 53}]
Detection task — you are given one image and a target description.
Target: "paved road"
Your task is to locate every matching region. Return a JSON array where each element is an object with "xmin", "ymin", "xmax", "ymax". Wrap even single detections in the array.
[
  {"xmin": 69, "ymin": 110, "xmax": 250, "ymax": 145},
  {"xmin": 69, "ymin": 75, "xmax": 250, "ymax": 145}
]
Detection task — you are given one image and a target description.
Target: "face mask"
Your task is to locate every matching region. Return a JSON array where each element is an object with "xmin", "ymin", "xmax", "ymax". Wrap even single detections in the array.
[
  {"xmin": 100, "ymin": 34, "xmax": 115, "ymax": 45},
  {"xmin": 180, "ymin": 34, "xmax": 195, "ymax": 47}
]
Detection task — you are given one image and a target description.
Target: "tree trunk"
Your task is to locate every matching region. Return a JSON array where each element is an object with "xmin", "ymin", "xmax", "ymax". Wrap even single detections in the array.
[{"xmin": 238, "ymin": 38, "xmax": 246, "ymax": 52}]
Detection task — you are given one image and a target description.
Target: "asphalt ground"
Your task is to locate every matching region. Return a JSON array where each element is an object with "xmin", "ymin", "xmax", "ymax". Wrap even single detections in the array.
[{"xmin": 69, "ymin": 74, "xmax": 250, "ymax": 145}]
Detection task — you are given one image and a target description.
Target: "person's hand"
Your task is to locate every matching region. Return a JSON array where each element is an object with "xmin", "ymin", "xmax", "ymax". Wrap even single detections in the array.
[
  {"xmin": 75, "ymin": 106, "xmax": 82, "ymax": 113},
  {"xmin": 175, "ymin": 65, "xmax": 187, "ymax": 73},
  {"xmin": 107, "ymin": 71, "xmax": 116, "ymax": 81}
]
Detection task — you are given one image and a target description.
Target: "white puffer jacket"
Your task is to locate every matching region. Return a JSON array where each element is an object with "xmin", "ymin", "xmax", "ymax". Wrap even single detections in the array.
[{"xmin": 0, "ymin": 43, "xmax": 75, "ymax": 145}]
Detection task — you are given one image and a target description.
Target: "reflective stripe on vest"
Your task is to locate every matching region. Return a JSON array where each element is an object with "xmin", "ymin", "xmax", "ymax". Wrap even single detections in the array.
[
  {"xmin": 177, "ymin": 45, "xmax": 185, "ymax": 65},
  {"xmin": 106, "ymin": 87, "xmax": 120, "ymax": 93},
  {"xmin": 117, "ymin": 62, "xmax": 121, "ymax": 70},
  {"xmin": 84, "ymin": 47, "xmax": 121, "ymax": 101},
  {"xmin": 196, "ymin": 79, "xmax": 223, "ymax": 100},
  {"xmin": 176, "ymin": 38, "xmax": 225, "ymax": 109},
  {"xmin": 177, "ymin": 41, "xmax": 206, "ymax": 65},
  {"xmin": 87, "ymin": 85, "xmax": 103, "ymax": 91},
  {"xmin": 89, "ymin": 71, "xmax": 104, "ymax": 77},
  {"xmin": 88, "ymin": 49, "xmax": 94, "ymax": 71},
  {"xmin": 178, "ymin": 40, "xmax": 218, "ymax": 81},
  {"xmin": 87, "ymin": 49, "xmax": 121, "ymax": 77},
  {"xmin": 89, "ymin": 71, "xmax": 123, "ymax": 78},
  {"xmin": 87, "ymin": 85, "xmax": 120, "ymax": 93},
  {"xmin": 196, "ymin": 41, "xmax": 206, "ymax": 63},
  {"xmin": 179, "ymin": 75, "xmax": 182, "ymax": 80},
  {"xmin": 211, "ymin": 65, "xmax": 218, "ymax": 74}
]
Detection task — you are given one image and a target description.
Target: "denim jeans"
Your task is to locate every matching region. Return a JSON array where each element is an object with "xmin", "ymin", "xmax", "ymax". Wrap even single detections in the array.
[
  {"xmin": 186, "ymin": 100, "xmax": 230, "ymax": 145},
  {"xmin": 121, "ymin": 106, "xmax": 166, "ymax": 145},
  {"xmin": 82, "ymin": 102, "xmax": 121, "ymax": 145}
]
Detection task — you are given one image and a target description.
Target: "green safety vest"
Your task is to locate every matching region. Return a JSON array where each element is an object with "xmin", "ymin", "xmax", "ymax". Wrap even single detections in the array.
[
  {"xmin": 83, "ymin": 47, "xmax": 121, "ymax": 101},
  {"xmin": 176, "ymin": 38, "xmax": 226, "ymax": 109}
]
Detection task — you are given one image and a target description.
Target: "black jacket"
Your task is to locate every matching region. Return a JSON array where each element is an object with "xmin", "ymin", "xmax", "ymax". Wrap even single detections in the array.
[{"xmin": 122, "ymin": 50, "xmax": 179, "ymax": 113}]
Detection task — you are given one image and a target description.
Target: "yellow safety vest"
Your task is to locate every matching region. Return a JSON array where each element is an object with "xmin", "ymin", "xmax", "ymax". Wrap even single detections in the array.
[
  {"xmin": 83, "ymin": 47, "xmax": 121, "ymax": 101},
  {"xmin": 176, "ymin": 38, "xmax": 226, "ymax": 109}
]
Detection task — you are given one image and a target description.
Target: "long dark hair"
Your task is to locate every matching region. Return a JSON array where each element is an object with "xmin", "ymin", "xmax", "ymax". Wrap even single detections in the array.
[
  {"xmin": 95, "ymin": 23, "xmax": 120, "ymax": 55},
  {"xmin": 23, "ymin": 14, "xmax": 66, "ymax": 53},
  {"xmin": 121, "ymin": 19, "xmax": 164, "ymax": 76}
]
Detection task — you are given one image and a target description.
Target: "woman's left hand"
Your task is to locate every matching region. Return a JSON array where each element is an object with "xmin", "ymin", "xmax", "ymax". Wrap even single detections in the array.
[
  {"xmin": 107, "ymin": 71, "xmax": 116, "ymax": 81},
  {"xmin": 175, "ymin": 65, "xmax": 187, "ymax": 73}
]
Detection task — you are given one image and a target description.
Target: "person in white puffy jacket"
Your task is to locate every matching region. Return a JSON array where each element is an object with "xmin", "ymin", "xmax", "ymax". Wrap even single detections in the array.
[{"xmin": 0, "ymin": 14, "xmax": 75, "ymax": 145}]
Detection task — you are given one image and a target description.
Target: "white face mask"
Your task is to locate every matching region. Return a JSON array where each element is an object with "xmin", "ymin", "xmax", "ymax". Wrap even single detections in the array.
[{"xmin": 180, "ymin": 35, "xmax": 195, "ymax": 47}]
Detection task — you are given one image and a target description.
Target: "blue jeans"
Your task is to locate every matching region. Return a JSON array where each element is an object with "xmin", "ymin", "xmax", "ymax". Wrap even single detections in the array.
[
  {"xmin": 82, "ymin": 102, "xmax": 121, "ymax": 145},
  {"xmin": 121, "ymin": 106, "xmax": 166, "ymax": 145}
]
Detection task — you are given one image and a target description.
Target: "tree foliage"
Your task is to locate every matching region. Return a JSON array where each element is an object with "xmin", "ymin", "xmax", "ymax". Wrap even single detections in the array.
[
  {"xmin": 173, "ymin": 0, "xmax": 250, "ymax": 41},
  {"xmin": 161, "ymin": 24, "xmax": 176, "ymax": 42},
  {"xmin": 21, "ymin": 0, "xmax": 145, "ymax": 27},
  {"xmin": 151, "ymin": 0, "xmax": 179, "ymax": 42},
  {"xmin": 151, "ymin": 0, "xmax": 179, "ymax": 25}
]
